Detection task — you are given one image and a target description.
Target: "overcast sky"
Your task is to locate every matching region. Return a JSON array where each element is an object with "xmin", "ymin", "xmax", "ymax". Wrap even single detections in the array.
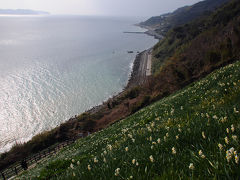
[{"xmin": 0, "ymin": 0, "xmax": 202, "ymax": 17}]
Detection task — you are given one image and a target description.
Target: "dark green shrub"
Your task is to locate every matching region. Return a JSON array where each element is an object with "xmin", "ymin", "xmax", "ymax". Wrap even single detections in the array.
[
  {"xmin": 131, "ymin": 95, "xmax": 151, "ymax": 113},
  {"xmin": 125, "ymin": 87, "xmax": 140, "ymax": 99},
  {"xmin": 112, "ymin": 100, "xmax": 119, "ymax": 107},
  {"xmin": 92, "ymin": 111, "xmax": 104, "ymax": 120},
  {"xmin": 39, "ymin": 159, "xmax": 71, "ymax": 179},
  {"xmin": 77, "ymin": 112, "xmax": 90, "ymax": 122},
  {"xmin": 206, "ymin": 51, "xmax": 221, "ymax": 63},
  {"xmin": 82, "ymin": 120, "xmax": 96, "ymax": 131},
  {"xmin": 141, "ymin": 95, "xmax": 151, "ymax": 106}
]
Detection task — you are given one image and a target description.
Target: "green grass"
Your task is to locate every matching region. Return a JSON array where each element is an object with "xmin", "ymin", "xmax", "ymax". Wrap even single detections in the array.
[{"xmin": 19, "ymin": 61, "xmax": 240, "ymax": 179}]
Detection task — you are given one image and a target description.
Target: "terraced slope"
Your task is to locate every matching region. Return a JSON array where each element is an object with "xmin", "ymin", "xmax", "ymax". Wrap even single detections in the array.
[{"xmin": 18, "ymin": 60, "xmax": 240, "ymax": 179}]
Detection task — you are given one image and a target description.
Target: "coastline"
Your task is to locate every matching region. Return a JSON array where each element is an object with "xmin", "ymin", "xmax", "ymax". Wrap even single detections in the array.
[
  {"xmin": 87, "ymin": 47, "xmax": 154, "ymax": 115},
  {"xmin": 86, "ymin": 26, "xmax": 159, "ymax": 115},
  {"xmin": 75, "ymin": 25, "xmax": 160, "ymax": 117},
  {"xmin": 0, "ymin": 28, "xmax": 159, "ymax": 172},
  {"xmin": 136, "ymin": 23, "xmax": 163, "ymax": 40}
]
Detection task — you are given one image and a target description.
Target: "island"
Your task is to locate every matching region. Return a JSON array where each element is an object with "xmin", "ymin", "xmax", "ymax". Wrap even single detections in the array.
[{"xmin": 0, "ymin": 9, "xmax": 49, "ymax": 15}]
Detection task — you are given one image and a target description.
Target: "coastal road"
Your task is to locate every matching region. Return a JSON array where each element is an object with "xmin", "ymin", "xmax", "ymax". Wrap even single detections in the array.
[
  {"xmin": 138, "ymin": 49, "xmax": 152, "ymax": 84},
  {"xmin": 146, "ymin": 53, "xmax": 152, "ymax": 76},
  {"xmin": 127, "ymin": 49, "xmax": 152, "ymax": 88}
]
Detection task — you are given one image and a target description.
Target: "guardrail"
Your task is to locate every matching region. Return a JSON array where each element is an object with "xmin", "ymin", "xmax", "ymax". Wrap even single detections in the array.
[{"xmin": 0, "ymin": 140, "xmax": 75, "ymax": 180}]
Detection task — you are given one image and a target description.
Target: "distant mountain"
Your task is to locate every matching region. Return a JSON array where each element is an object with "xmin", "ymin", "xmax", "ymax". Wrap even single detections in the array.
[
  {"xmin": 139, "ymin": 0, "xmax": 229, "ymax": 35},
  {"xmin": 0, "ymin": 9, "xmax": 49, "ymax": 15}
]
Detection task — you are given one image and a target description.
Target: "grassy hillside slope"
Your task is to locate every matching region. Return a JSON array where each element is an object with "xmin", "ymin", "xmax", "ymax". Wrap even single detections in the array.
[
  {"xmin": 19, "ymin": 60, "xmax": 240, "ymax": 179},
  {"xmin": 2, "ymin": 0, "xmax": 239, "ymax": 172}
]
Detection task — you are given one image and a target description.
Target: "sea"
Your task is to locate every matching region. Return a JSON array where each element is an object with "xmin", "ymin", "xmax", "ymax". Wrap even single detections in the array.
[{"xmin": 0, "ymin": 15, "xmax": 158, "ymax": 153}]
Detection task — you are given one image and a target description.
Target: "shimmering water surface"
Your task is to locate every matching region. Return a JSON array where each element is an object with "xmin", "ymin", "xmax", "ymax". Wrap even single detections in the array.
[{"xmin": 0, "ymin": 15, "xmax": 157, "ymax": 153}]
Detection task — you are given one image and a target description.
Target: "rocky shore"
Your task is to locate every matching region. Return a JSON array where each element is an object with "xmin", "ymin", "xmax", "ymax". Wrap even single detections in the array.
[
  {"xmin": 87, "ymin": 48, "xmax": 153, "ymax": 114},
  {"xmin": 0, "ymin": 45, "xmax": 157, "ymax": 172}
]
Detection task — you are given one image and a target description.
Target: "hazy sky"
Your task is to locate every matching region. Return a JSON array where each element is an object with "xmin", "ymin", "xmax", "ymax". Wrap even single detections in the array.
[{"xmin": 0, "ymin": 0, "xmax": 202, "ymax": 17}]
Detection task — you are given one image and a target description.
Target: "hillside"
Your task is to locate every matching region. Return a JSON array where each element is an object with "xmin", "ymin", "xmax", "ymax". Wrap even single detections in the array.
[
  {"xmin": 139, "ymin": 0, "xmax": 228, "ymax": 35},
  {"xmin": 19, "ymin": 60, "xmax": 240, "ymax": 179},
  {"xmin": 1, "ymin": 0, "xmax": 240, "ymax": 174},
  {"xmin": 150, "ymin": 0, "xmax": 240, "ymax": 91}
]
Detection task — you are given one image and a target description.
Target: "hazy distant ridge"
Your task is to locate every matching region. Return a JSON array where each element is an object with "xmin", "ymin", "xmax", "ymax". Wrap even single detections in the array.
[
  {"xmin": 140, "ymin": 0, "xmax": 228, "ymax": 35},
  {"xmin": 0, "ymin": 9, "xmax": 49, "ymax": 15}
]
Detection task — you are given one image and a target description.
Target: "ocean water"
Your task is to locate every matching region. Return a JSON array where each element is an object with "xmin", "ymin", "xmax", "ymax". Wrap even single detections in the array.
[{"xmin": 0, "ymin": 15, "xmax": 157, "ymax": 153}]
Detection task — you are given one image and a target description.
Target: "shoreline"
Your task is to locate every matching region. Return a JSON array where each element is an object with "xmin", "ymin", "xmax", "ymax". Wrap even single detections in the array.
[
  {"xmin": 0, "ymin": 28, "xmax": 160, "ymax": 173},
  {"xmin": 0, "ymin": 47, "xmax": 155, "ymax": 155},
  {"xmin": 85, "ymin": 26, "xmax": 159, "ymax": 115},
  {"xmin": 3, "ymin": 27, "xmax": 157, "ymax": 153},
  {"xmin": 86, "ymin": 47, "xmax": 154, "ymax": 115},
  {"xmin": 77, "ymin": 25, "xmax": 160, "ymax": 116},
  {"xmin": 0, "ymin": 28, "xmax": 159, "ymax": 171},
  {"xmin": 134, "ymin": 23, "xmax": 163, "ymax": 40},
  {"xmin": 87, "ymin": 27, "xmax": 159, "ymax": 114}
]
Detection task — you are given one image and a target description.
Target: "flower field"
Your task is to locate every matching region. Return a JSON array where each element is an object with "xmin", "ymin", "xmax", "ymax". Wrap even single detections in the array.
[{"xmin": 19, "ymin": 61, "xmax": 240, "ymax": 179}]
